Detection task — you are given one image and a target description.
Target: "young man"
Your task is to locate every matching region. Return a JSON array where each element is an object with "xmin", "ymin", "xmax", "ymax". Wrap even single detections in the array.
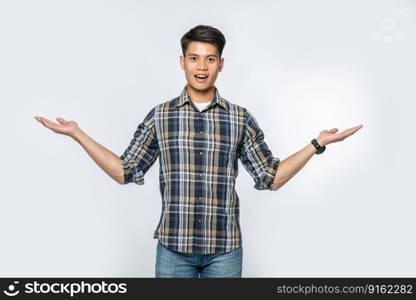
[{"xmin": 34, "ymin": 25, "xmax": 363, "ymax": 278}]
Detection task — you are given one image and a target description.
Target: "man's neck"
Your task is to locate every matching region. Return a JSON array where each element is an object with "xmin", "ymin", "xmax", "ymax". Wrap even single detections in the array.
[{"xmin": 186, "ymin": 84, "xmax": 215, "ymax": 103}]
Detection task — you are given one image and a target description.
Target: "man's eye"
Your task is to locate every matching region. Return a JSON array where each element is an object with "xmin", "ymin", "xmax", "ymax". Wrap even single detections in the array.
[
  {"xmin": 190, "ymin": 57, "xmax": 197, "ymax": 61},
  {"xmin": 208, "ymin": 58, "xmax": 215, "ymax": 62}
]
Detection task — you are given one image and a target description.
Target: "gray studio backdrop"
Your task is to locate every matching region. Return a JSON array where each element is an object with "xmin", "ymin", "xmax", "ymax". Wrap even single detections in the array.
[{"xmin": 1, "ymin": 0, "xmax": 415, "ymax": 277}]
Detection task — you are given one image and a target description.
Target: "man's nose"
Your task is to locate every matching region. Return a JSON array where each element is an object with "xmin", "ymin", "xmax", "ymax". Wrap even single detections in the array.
[{"xmin": 197, "ymin": 59, "xmax": 208, "ymax": 70}]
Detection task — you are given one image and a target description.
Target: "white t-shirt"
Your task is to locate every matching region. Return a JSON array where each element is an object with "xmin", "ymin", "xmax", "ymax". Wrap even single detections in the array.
[{"xmin": 193, "ymin": 101, "xmax": 210, "ymax": 112}]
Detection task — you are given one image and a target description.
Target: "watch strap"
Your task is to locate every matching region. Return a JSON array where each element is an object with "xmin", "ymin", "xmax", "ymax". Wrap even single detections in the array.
[{"xmin": 311, "ymin": 138, "xmax": 326, "ymax": 154}]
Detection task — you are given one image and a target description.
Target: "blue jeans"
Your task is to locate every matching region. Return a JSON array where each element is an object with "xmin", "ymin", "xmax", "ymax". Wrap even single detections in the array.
[{"xmin": 155, "ymin": 240, "xmax": 243, "ymax": 278}]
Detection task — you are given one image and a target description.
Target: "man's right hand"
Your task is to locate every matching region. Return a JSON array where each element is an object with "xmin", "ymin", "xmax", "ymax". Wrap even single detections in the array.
[
  {"xmin": 34, "ymin": 115, "xmax": 125, "ymax": 184},
  {"xmin": 34, "ymin": 116, "xmax": 79, "ymax": 138}
]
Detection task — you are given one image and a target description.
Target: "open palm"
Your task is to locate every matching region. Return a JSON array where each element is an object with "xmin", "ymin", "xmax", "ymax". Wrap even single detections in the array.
[
  {"xmin": 34, "ymin": 116, "xmax": 79, "ymax": 136},
  {"xmin": 318, "ymin": 124, "xmax": 363, "ymax": 146}
]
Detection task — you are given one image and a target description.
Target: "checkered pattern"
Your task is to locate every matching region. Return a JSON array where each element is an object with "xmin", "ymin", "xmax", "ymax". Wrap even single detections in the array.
[{"xmin": 120, "ymin": 85, "xmax": 280, "ymax": 254}]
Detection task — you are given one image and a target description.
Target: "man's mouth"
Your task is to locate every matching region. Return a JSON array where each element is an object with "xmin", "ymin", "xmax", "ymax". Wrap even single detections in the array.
[{"xmin": 194, "ymin": 74, "xmax": 209, "ymax": 83}]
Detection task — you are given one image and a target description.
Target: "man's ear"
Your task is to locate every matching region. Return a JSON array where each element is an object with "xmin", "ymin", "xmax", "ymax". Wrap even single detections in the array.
[
  {"xmin": 180, "ymin": 55, "xmax": 184, "ymax": 70},
  {"xmin": 219, "ymin": 57, "xmax": 224, "ymax": 72}
]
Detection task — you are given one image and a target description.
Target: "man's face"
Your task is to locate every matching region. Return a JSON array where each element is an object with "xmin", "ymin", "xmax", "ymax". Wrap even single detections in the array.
[{"xmin": 180, "ymin": 41, "xmax": 224, "ymax": 92}]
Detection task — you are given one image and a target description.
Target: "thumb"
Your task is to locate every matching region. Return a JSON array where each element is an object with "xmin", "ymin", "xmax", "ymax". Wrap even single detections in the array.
[
  {"xmin": 56, "ymin": 117, "xmax": 66, "ymax": 124},
  {"xmin": 331, "ymin": 128, "xmax": 338, "ymax": 132}
]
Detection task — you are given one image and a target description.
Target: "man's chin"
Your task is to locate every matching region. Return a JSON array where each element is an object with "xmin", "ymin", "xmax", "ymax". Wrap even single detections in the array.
[{"xmin": 187, "ymin": 82, "xmax": 215, "ymax": 93}]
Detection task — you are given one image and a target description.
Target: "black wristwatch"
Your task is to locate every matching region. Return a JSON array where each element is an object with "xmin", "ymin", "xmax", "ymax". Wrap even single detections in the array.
[{"xmin": 311, "ymin": 138, "xmax": 326, "ymax": 154}]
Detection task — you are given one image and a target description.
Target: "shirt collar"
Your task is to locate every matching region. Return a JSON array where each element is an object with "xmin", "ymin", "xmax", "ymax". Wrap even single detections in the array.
[{"xmin": 175, "ymin": 85, "xmax": 229, "ymax": 112}]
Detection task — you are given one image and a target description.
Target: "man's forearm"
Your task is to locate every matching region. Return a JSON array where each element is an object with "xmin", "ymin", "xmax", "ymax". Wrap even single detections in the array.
[
  {"xmin": 72, "ymin": 128, "xmax": 125, "ymax": 184},
  {"xmin": 271, "ymin": 138, "xmax": 322, "ymax": 191}
]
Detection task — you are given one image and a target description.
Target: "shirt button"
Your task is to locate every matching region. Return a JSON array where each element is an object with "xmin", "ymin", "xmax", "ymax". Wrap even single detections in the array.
[
  {"xmin": 198, "ymin": 197, "xmax": 202, "ymax": 200},
  {"xmin": 199, "ymin": 174, "xmax": 204, "ymax": 177},
  {"xmin": 199, "ymin": 130, "xmax": 203, "ymax": 135},
  {"xmin": 199, "ymin": 151, "xmax": 203, "ymax": 155},
  {"xmin": 198, "ymin": 219, "xmax": 202, "ymax": 223}
]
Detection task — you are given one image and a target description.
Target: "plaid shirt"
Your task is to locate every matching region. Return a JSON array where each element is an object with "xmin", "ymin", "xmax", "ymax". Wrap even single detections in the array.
[{"xmin": 120, "ymin": 85, "xmax": 280, "ymax": 254}]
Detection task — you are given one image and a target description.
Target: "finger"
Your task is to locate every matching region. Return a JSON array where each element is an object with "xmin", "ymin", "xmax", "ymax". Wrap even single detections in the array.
[
  {"xmin": 56, "ymin": 117, "xmax": 66, "ymax": 124},
  {"xmin": 37, "ymin": 117, "xmax": 47, "ymax": 127},
  {"xmin": 350, "ymin": 125, "xmax": 363, "ymax": 134},
  {"xmin": 350, "ymin": 124, "xmax": 363, "ymax": 131},
  {"xmin": 34, "ymin": 116, "xmax": 43, "ymax": 122},
  {"xmin": 39, "ymin": 117, "xmax": 60, "ymax": 130},
  {"xmin": 343, "ymin": 126, "xmax": 361, "ymax": 137},
  {"xmin": 40, "ymin": 117, "xmax": 50, "ymax": 128}
]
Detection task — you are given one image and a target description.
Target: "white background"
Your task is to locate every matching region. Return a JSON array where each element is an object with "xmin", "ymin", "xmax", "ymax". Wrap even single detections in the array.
[{"xmin": 1, "ymin": 0, "xmax": 415, "ymax": 277}]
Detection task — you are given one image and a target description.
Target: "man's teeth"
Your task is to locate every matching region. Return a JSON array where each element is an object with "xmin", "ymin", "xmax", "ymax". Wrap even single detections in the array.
[{"xmin": 195, "ymin": 75, "xmax": 208, "ymax": 78}]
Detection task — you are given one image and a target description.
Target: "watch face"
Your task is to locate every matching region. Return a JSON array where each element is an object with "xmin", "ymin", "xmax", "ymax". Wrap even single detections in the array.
[{"xmin": 311, "ymin": 139, "xmax": 325, "ymax": 154}]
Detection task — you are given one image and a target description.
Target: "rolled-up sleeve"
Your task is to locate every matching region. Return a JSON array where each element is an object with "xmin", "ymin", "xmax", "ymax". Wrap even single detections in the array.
[
  {"xmin": 238, "ymin": 109, "xmax": 280, "ymax": 190},
  {"xmin": 120, "ymin": 107, "xmax": 159, "ymax": 185}
]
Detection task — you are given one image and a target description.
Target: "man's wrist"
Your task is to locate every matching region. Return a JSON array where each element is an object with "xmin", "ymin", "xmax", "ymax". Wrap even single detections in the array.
[
  {"xmin": 316, "ymin": 137, "xmax": 325, "ymax": 147},
  {"xmin": 311, "ymin": 137, "xmax": 326, "ymax": 155},
  {"xmin": 71, "ymin": 128, "xmax": 84, "ymax": 142}
]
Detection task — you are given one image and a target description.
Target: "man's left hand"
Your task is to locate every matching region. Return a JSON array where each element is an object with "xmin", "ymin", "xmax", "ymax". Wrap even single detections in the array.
[{"xmin": 316, "ymin": 124, "xmax": 364, "ymax": 146}]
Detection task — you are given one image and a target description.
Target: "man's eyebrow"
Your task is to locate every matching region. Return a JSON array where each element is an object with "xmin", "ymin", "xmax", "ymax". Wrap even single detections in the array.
[{"xmin": 187, "ymin": 53, "xmax": 218, "ymax": 57}]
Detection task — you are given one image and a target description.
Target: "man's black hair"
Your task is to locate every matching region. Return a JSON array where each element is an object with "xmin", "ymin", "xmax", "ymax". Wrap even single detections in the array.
[{"xmin": 181, "ymin": 25, "xmax": 226, "ymax": 58}]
